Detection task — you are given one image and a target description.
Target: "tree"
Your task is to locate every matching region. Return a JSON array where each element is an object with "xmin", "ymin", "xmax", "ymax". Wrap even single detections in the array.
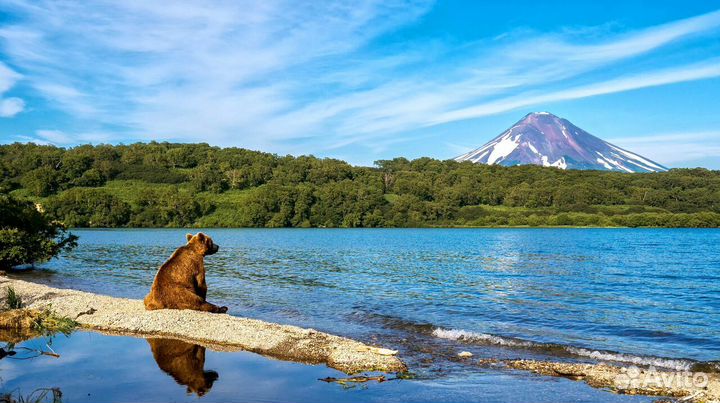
[
  {"xmin": 21, "ymin": 166, "xmax": 58, "ymax": 197},
  {"xmin": 0, "ymin": 195, "xmax": 77, "ymax": 268},
  {"xmin": 46, "ymin": 188, "xmax": 132, "ymax": 227},
  {"xmin": 2, "ymin": 142, "xmax": 720, "ymax": 229},
  {"xmin": 190, "ymin": 164, "xmax": 228, "ymax": 193}
]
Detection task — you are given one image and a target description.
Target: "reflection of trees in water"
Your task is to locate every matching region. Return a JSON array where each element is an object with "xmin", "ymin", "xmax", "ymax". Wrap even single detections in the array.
[{"xmin": 148, "ymin": 338, "xmax": 219, "ymax": 396}]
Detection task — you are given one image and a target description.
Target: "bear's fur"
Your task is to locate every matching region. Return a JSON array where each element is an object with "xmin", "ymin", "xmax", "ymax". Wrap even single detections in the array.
[
  {"xmin": 143, "ymin": 233, "xmax": 227, "ymax": 313},
  {"xmin": 148, "ymin": 338, "xmax": 219, "ymax": 396}
]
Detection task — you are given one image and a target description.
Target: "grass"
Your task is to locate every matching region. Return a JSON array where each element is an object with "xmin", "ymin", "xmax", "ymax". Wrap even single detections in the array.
[
  {"xmin": 194, "ymin": 188, "xmax": 254, "ymax": 227},
  {"xmin": 384, "ymin": 193, "xmax": 400, "ymax": 203},
  {"xmin": 32, "ymin": 309, "xmax": 78, "ymax": 337},
  {"xmin": 3, "ymin": 286, "xmax": 77, "ymax": 337},
  {"xmin": 101, "ymin": 179, "xmax": 183, "ymax": 203},
  {"xmin": 0, "ymin": 388, "xmax": 63, "ymax": 403},
  {"xmin": 63, "ymin": 180, "xmax": 254, "ymax": 227},
  {"xmin": 5, "ymin": 286, "xmax": 24, "ymax": 309}
]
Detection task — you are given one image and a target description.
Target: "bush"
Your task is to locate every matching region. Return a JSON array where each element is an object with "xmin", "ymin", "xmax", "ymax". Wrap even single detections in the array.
[{"xmin": 0, "ymin": 195, "xmax": 77, "ymax": 269}]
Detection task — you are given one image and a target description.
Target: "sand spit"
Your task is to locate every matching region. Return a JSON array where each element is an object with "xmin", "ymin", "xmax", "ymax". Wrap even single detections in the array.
[
  {"xmin": 479, "ymin": 359, "xmax": 720, "ymax": 403},
  {"xmin": 0, "ymin": 277, "xmax": 406, "ymax": 374}
]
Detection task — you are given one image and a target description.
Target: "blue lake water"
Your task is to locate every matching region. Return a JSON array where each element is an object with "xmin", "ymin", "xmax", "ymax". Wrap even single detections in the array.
[{"xmin": 4, "ymin": 228, "xmax": 720, "ymax": 401}]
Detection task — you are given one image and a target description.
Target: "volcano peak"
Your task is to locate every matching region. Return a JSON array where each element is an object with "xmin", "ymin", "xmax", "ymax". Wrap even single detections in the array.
[{"xmin": 455, "ymin": 113, "xmax": 667, "ymax": 173}]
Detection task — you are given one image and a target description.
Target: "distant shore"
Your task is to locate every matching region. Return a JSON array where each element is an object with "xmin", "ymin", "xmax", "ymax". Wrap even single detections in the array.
[
  {"xmin": 59, "ymin": 225, "xmax": 720, "ymax": 230},
  {"xmin": 0, "ymin": 277, "xmax": 406, "ymax": 374}
]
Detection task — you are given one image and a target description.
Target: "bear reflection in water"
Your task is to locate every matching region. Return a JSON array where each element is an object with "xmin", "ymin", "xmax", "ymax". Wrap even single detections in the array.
[{"xmin": 147, "ymin": 338, "xmax": 219, "ymax": 396}]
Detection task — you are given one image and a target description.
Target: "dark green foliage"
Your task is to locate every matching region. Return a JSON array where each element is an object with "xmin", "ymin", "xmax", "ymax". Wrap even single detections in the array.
[
  {"xmin": 20, "ymin": 166, "xmax": 58, "ymax": 197},
  {"xmin": 130, "ymin": 188, "xmax": 212, "ymax": 227},
  {"xmin": 45, "ymin": 188, "xmax": 131, "ymax": 227},
  {"xmin": 0, "ymin": 195, "xmax": 78, "ymax": 268},
  {"xmin": 190, "ymin": 163, "xmax": 228, "ymax": 193},
  {"xmin": 1, "ymin": 142, "xmax": 719, "ymax": 228},
  {"xmin": 115, "ymin": 164, "xmax": 187, "ymax": 183}
]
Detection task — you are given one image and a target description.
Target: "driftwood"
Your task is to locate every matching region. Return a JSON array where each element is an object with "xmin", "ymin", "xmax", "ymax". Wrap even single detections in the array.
[{"xmin": 320, "ymin": 375, "xmax": 387, "ymax": 384}]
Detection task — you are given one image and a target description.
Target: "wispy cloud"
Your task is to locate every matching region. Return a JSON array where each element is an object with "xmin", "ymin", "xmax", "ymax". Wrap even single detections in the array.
[
  {"xmin": 29, "ymin": 129, "xmax": 115, "ymax": 145},
  {"xmin": 431, "ymin": 60, "xmax": 720, "ymax": 125},
  {"xmin": 1, "ymin": 2, "xmax": 719, "ymax": 158},
  {"xmin": 608, "ymin": 131, "xmax": 720, "ymax": 164},
  {"xmin": 0, "ymin": 61, "xmax": 24, "ymax": 117}
]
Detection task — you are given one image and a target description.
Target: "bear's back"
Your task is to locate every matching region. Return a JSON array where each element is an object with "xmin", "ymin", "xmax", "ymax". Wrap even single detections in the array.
[{"xmin": 155, "ymin": 246, "xmax": 202, "ymax": 286}]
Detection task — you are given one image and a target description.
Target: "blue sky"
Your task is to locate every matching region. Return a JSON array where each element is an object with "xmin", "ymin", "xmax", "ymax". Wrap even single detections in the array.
[{"xmin": 1, "ymin": 1, "xmax": 719, "ymax": 168}]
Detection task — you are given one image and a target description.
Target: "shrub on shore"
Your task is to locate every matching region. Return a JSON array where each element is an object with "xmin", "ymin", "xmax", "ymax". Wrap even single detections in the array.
[{"xmin": 0, "ymin": 195, "xmax": 78, "ymax": 269}]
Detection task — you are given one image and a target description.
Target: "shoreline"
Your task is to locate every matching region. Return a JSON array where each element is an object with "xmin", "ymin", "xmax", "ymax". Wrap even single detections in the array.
[
  {"xmin": 0, "ymin": 277, "xmax": 406, "ymax": 374},
  {"xmin": 7, "ymin": 226, "xmax": 640, "ymax": 231},
  {"xmin": 4, "ymin": 276, "xmax": 719, "ymax": 402},
  {"xmin": 480, "ymin": 359, "xmax": 720, "ymax": 403}
]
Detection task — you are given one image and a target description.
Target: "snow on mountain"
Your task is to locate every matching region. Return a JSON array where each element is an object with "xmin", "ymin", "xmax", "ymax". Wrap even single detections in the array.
[{"xmin": 455, "ymin": 112, "xmax": 668, "ymax": 173}]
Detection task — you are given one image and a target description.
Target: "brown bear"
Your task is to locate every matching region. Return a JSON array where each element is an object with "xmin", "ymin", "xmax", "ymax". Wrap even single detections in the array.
[
  {"xmin": 144, "ymin": 233, "xmax": 228, "ymax": 313},
  {"xmin": 147, "ymin": 338, "xmax": 219, "ymax": 396}
]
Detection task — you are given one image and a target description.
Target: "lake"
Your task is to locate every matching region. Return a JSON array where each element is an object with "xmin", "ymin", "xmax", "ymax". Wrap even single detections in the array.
[{"xmin": 3, "ymin": 228, "xmax": 719, "ymax": 402}]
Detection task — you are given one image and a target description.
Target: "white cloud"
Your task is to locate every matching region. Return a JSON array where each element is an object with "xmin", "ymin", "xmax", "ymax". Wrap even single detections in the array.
[
  {"xmin": 0, "ymin": 2, "xmax": 719, "ymax": 153},
  {"xmin": 0, "ymin": 97, "xmax": 24, "ymax": 117}
]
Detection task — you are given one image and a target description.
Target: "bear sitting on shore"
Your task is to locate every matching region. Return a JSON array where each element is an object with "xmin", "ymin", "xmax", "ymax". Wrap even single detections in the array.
[{"xmin": 144, "ymin": 233, "xmax": 228, "ymax": 314}]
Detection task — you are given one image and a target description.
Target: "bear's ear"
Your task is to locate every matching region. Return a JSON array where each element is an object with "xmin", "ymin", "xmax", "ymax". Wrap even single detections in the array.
[
  {"xmin": 186, "ymin": 233, "xmax": 193, "ymax": 242},
  {"xmin": 196, "ymin": 232, "xmax": 206, "ymax": 242}
]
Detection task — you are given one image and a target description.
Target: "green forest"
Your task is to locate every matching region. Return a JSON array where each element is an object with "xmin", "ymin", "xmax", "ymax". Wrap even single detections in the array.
[{"xmin": 1, "ymin": 142, "xmax": 719, "ymax": 228}]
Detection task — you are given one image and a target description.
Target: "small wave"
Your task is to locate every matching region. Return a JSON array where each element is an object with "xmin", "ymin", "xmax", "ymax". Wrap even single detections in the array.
[
  {"xmin": 432, "ymin": 327, "xmax": 702, "ymax": 372},
  {"xmin": 432, "ymin": 328, "xmax": 535, "ymax": 348},
  {"xmin": 565, "ymin": 347, "xmax": 693, "ymax": 371}
]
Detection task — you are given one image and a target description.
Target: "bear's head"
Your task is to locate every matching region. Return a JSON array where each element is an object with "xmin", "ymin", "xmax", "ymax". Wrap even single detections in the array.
[{"xmin": 186, "ymin": 233, "xmax": 219, "ymax": 256}]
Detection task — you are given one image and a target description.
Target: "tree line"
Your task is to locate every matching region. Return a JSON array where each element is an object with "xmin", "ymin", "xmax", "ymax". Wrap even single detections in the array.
[{"xmin": 1, "ymin": 142, "xmax": 719, "ymax": 228}]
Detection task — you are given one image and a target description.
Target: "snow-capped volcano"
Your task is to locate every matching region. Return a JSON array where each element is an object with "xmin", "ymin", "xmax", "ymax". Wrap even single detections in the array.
[{"xmin": 455, "ymin": 112, "xmax": 667, "ymax": 173}]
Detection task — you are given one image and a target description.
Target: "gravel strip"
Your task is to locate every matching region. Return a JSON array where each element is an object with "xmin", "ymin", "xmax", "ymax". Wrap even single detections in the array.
[
  {"xmin": 0, "ymin": 276, "xmax": 406, "ymax": 374},
  {"xmin": 478, "ymin": 359, "xmax": 720, "ymax": 403}
]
